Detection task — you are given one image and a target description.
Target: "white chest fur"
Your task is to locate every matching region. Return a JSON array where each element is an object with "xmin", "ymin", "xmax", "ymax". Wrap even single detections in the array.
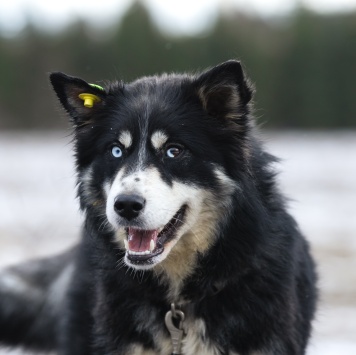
[{"xmin": 181, "ymin": 318, "xmax": 222, "ymax": 355}]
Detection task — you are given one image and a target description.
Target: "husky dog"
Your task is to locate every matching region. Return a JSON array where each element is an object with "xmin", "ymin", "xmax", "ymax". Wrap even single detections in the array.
[{"xmin": 0, "ymin": 60, "xmax": 317, "ymax": 354}]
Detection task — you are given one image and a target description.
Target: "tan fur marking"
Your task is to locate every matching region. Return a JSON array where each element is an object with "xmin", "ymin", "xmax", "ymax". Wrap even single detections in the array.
[
  {"xmin": 151, "ymin": 130, "xmax": 168, "ymax": 150},
  {"xmin": 153, "ymin": 168, "xmax": 236, "ymax": 301},
  {"xmin": 154, "ymin": 191, "xmax": 226, "ymax": 301},
  {"xmin": 119, "ymin": 130, "xmax": 133, "ymax": 149},
  {"xmin": 92, "ymin": 199, "xmax": 104, "ymax": 207}
]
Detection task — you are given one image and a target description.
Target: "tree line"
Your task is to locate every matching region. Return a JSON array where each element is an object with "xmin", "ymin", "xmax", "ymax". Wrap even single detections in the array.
[{"xmin": 0, "ymin": 1, "xmax": 355, "ymax": 129}]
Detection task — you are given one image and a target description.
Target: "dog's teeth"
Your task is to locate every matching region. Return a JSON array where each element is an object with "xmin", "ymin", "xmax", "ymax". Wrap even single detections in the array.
[
  {"xmin": 150, "ymin": 239, "xmax": 155, "ymax": 252},
  {"xmin": 127, "ymin": 250, "xmax": 151, "ymax": 256},
  {"xmin": 124, "ymin": 239, "xmax": 129, "ymax": 250}
]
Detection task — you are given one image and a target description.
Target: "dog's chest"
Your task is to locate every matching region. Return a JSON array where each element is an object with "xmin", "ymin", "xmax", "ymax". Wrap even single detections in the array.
[{"xmin": 127, "ymin": 316, "xmax": 223, "ymax": 355}]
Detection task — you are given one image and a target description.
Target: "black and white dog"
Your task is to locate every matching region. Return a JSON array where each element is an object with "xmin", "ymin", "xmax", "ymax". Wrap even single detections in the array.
[{"xmin": 0, "ymin": 60, "xmax": 317, "ymax": 354}]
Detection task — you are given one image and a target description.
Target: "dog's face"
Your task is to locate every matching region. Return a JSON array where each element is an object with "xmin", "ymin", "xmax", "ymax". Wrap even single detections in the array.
[{"xmin": 50, "ymin": 60, "xmax": 252, "ymax": 270}]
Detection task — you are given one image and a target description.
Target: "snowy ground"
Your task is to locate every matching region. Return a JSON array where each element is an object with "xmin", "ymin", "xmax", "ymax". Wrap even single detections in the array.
[{"xmin": 0, "ymin": 131, "xmax": 355, "ymax": 354}]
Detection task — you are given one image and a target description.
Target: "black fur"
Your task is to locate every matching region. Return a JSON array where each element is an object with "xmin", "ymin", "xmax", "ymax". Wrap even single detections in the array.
[{"xmin": 0, "ymin": 61, "xmax": 317, "ymax": 354}]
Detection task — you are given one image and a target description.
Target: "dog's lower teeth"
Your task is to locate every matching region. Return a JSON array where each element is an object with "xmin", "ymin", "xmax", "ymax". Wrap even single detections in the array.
[{"xmin": 124, "ymin": 239, "xmax": 129, "ymax": 250}]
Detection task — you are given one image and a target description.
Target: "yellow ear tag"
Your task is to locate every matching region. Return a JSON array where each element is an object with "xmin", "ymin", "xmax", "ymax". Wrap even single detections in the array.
[{"xmin": 78, "ymin": 93, "xmax": 101, "ymax": 108}]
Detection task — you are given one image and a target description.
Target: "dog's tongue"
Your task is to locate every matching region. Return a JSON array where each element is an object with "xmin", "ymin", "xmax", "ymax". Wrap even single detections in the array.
[{"xmin": 128, "ymin": 228, "xmax": 158, "ymax": 252}]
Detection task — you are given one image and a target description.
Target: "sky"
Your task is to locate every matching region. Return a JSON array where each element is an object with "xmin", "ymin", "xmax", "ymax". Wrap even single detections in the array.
[{"xmin": 0, "ymin": 0, "xmax": 356, "ymax": 36}]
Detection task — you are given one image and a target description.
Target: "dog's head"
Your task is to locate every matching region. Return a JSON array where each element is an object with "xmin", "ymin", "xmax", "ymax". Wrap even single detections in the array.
[{"xmin": 50, "ymin": 60, "xmax": 253, "ymax": 271}]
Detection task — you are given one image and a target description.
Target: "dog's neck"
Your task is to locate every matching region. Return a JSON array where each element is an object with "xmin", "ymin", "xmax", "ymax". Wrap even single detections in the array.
[
  {"xmin": 154, "ymin": 240, "xmax": 199, "ymax": 303},
  {"xmin": 153, "ymin": 228, "xmax": 217, "ymax": 303}
]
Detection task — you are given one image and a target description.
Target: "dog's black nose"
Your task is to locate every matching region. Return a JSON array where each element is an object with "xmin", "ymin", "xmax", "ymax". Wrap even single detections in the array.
[{"xmin": 114, "ymin": 194, "xmax": 146, "ymax": 221}]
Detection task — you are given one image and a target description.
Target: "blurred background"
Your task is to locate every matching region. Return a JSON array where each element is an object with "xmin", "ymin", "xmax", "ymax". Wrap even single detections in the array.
[{"xmin": 0, "ymin": 0, "xmax": 355, "ymax": 354}]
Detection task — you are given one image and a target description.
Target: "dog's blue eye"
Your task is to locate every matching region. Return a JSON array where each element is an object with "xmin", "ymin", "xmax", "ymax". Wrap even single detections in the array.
[
  {"xmin": 166, "ymin": 146, "xmax": 182, "ymax": 158},
  {"xmin": 111, "ymin": 146, "xmax": 123, "ymax": 158}
]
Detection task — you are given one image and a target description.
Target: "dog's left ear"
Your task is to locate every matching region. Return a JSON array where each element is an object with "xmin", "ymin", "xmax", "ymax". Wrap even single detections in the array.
[
  {"xmin": 195, "ymin": 60, "xmax": 253, "ymax": 120},
  {"xmin": 49, "ymin": 72, "xmax": 107, "ymax": 125}
]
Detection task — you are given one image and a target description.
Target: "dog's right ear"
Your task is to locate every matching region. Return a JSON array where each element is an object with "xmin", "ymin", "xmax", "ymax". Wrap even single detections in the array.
[{"xmin": 49, "ymin": 72, "xmax": 107, "ymax": 125}]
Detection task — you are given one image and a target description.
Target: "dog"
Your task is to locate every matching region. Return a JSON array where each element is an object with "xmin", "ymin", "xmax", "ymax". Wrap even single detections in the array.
[{"xmin": 0, "ymin": 60, "xmax": 317, "ymax": 354}]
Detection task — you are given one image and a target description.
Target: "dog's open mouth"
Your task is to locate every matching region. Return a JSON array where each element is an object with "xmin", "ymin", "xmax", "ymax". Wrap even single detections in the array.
[{"xmin": 124, "ymin": 205, "xmax": 187, "ymax": 263}]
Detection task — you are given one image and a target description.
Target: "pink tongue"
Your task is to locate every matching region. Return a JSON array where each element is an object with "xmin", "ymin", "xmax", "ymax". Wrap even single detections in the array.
[{"xmin": 128, "ymin": 228, "xmax": 158, "ymax": 252}]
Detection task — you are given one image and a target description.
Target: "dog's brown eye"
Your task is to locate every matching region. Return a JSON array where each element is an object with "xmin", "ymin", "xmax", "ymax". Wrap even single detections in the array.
[{"xmin": 166, "ymin": 146, "xmax": 182, "ymax": 158}]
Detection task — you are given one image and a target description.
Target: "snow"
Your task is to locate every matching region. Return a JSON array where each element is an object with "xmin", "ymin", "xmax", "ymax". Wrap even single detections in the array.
[{"xmin": 0, "ymin": 131, "xmax": 355, "ymax": 354}]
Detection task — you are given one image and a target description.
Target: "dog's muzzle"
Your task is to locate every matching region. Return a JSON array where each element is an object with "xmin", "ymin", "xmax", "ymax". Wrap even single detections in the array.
[{"xmin": 123, "ymin": 205, "xmax": 187, "ymax": 265}]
